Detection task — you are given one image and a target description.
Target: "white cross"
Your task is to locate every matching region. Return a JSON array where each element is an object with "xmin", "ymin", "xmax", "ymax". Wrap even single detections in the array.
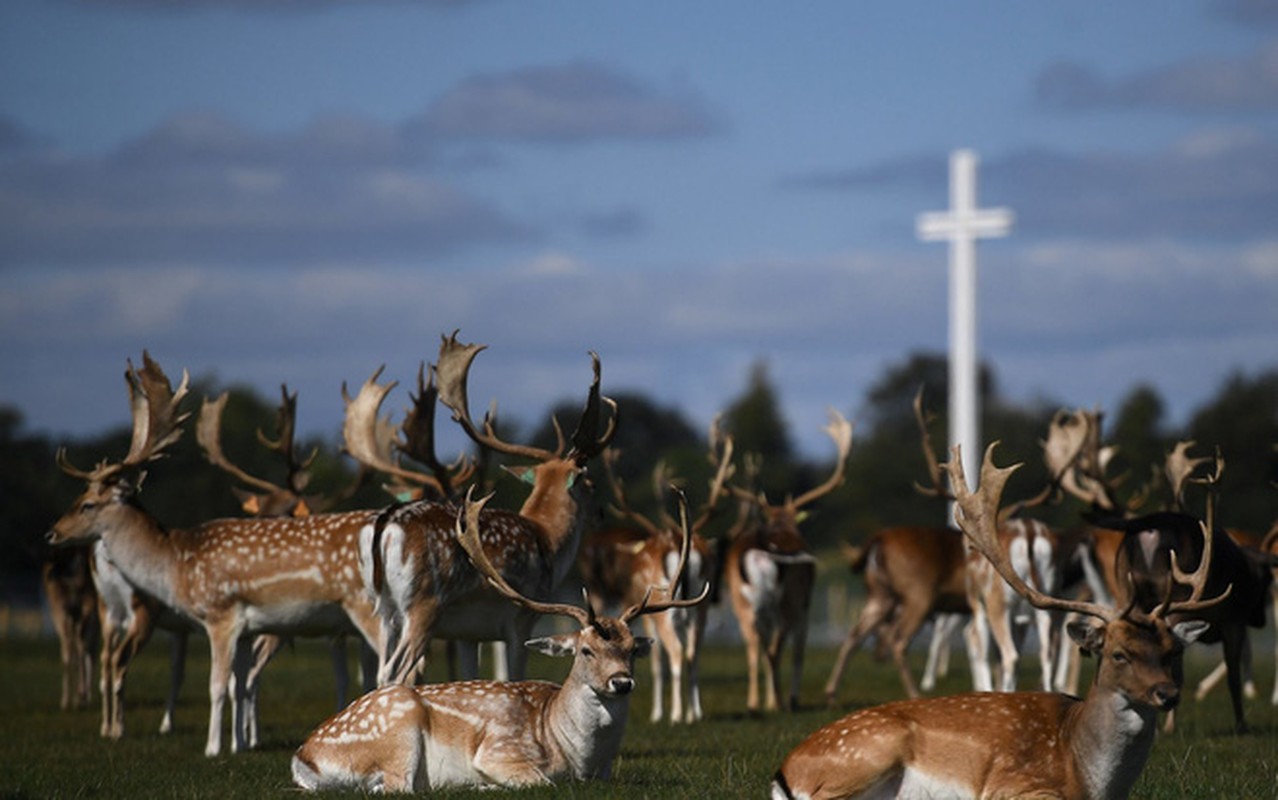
[{"xmin": 915, "ymin": 149, "xmax": 1013, "ymax": 494}]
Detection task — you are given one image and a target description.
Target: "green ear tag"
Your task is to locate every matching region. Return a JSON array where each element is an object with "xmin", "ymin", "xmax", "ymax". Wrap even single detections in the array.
[
  {"xmin": 565, "ymin": 471, "xmax": 577, "ymax": 489},
  {"xmin": 519, "ymin": 468, "xmax": 536, "ymax": 485},
  {"xmin": 395, "ymin": 491, "xmax": 414, "ymax": 503}
]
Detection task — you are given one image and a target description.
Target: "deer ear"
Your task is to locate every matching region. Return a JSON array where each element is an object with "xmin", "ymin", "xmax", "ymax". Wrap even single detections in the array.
[
  {"xmin": 502, "ymin": 464, "xmax": 537, "ymax": 485},
  {"xmin": 525, "ymin": 634, "xmax": 576, "ymax": 658},
  {"xmin": 1066, "ymin": 618, "xmax": 1106, "ymax": 655},
  {"xmin": 1171, "ymin": 620, "xmax": 1210, "ymax": 647},
  {"xmin": 632, "ymin": 636, "xmax": 653, "ymax": 659}
]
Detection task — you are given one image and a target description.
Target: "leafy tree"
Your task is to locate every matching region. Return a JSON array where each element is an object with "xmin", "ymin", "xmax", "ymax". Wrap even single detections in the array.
[
  {"xmin": 723, "ymin": 360, "xmax": 796, "ymax": 497},
  {"xmin": 1185, "ymin": 369, "xmax": 1278, "ymax": 532}
]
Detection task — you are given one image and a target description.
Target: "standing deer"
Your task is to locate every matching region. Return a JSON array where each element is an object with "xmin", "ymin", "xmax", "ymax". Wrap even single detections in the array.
[
  {"xmin": 40, "ymin": 544, "xmax": 99, "ymax": 710},
  {"xmin": 292, "ymin": 488, "xmax": 707, "ymax": 792},
  {"xmin": 46, "ymin": 352, "xmax": 384, "ymax": 756},
  {"xmin": 771, "ymin": 443, "xmax": 1225, "ymax": 800},
  {"xmin": 823, "ymin": 525, "xmax": 969, "ymax": 702},
  {"xmin": 726, "ymin": 409, "xmax": 853, "ymax": 712},
  {"xmin": 914, "ymin": 396, "xmax": 1094, "ymax": 693},
  {"xmin": 585, "ymin": 427, "xmax": 733, "ymax": 723},
  {"xmin": 198, "ymin": 387, "xmax": 379, "ymax": 744},
  {"xmin": 359, "ymin": 332, "xmax": 616, "ymax": 686}
]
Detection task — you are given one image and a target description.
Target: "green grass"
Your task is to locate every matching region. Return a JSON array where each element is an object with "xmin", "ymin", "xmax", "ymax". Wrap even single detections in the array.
[{"xmin": 1, "ymin": 633, "xmax": 1276, "ymax": 798}]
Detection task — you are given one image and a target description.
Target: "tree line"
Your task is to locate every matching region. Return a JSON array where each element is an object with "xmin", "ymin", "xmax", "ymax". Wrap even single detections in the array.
[{"xmin": 3, "ymin": 352, "xmax": 1276, "ymax": 592}]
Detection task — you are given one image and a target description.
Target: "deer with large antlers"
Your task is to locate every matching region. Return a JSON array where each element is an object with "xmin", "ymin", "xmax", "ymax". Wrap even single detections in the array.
[
  {"xmin": 725, "ymin": 409, "xmax": 853, "ymax": 712},
  {"xmin": 356, "ymin": 332, "xmax": 616, "ymax": 687},
  {"xmin": 771, "ymin": 443, "xmax": 1226, "ymax": 800},
  {"xmin": 583, "ymin": 424, "xmax": 733, "ymax": 723},
  {"xmin": 913, "ymin": 397, "xmax": 1100, "ymax": 693},
  {"xmin": 46, "ymin": 353, "xmax": 385, "ymax": 756},
  {"xmin": 292, "ymin": 487, "xmax": 706, "ymax": 792},
  {"xmin": 198, "ymin": 386, "xmax": 379, "ymax": 745}
]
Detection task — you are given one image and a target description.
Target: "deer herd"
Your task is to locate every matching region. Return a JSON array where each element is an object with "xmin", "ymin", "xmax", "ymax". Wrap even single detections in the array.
[{"xmin": 37, "ymin": 338, "xmax": 1278, "ymax": 798}]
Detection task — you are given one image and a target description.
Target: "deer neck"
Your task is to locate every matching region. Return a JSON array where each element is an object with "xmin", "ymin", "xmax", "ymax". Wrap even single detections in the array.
[
  {"xmin": 98, "ymin": 501, "xmax": 181, "ymax": 609},
  {"xmin": 1066, "ymin": 683, "xmax": 1158, "ymax": 800},
  {"xmin": 518, "ymin": 469, "xmax": 588, "ymax": 586},
  {"xmin": 545, "ymin": 678, "xmax": 631, "ymax": 780}
]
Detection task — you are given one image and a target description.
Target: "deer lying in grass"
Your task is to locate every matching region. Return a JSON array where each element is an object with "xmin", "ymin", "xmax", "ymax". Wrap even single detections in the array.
[
  {"xmin": 292, "ymin": 488, "xmax": 707, "ymax": 792},
  {"xmin": 771, "ymin": 443, "xmax": 1225, "ymax": 800}
]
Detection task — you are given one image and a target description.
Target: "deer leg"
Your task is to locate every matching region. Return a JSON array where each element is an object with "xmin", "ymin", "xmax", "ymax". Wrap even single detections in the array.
[
  {"xmin": 326, "ymin": 636, "xmax": 350, "ymax": 710},
  {"xmin": 642, "ymin": 616, "xmax": 666, "ymax": 722},
  {"xmin": 1222, "ymin": 626, "xmax": 1251, "ymax": 733},
  {"xmin": 964, "ymin": 586, "xmax": 994, "ymax": 692},
  {"xmin": 685, "ymin": 605, "xmax": 706, "ymax": 722},
  {"xmin": 922, "ymin": 613, "xmax": 959, "ymax": 692},
  {"xmin": 986, "ymin": 589, "xmax": 1019, "ymax": 692},
  {"xmin": 204, "ymin": 618, "xmax": 243, "ymax": 757},
  {"xmin": 159, "ymin": 629, "xmax": 188, "ymax": 735},
  {"xmin": 744, "ymin": 628, "xmax": 762, "ymax": 711},
  {"xmin": 824, "ymin": 594, "xmax": 893, "ymax": 703},
  {"xmin": 888, "ymin": 604, "xmax": 931, "ymax": 699},
  {"xmin": 787, "ymin": 618, "xmax": 808, "ymax": 712},
  {"xmin": 1034, "ymin": 607, "xmax": 1057, "ymax": 692}
]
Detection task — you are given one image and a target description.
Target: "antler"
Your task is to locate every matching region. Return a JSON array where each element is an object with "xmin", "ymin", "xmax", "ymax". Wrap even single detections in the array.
[
  {"xmin": 198, "ymin": 387, "xmax": 316, "ymax": 499},
  {"xmin": 790, "ymin": 408, "xmax": 854, "ymax": 509},
  {"xmin": 1056, "ymin": 408, "xmax": 1120, "ymax": 511},
  {"xmin": 1165, "ymin": 440, "xmax": 1212, "ymax": 512},
  {"xmin": 946, "ymin": 443, "xmax": 1119, "ymax": 623},
  {"xmin": 454, "ymin": 487, "xmax": 594, "ymax": 627},
  {"xmin": 599, "ymin": 448, "xmax": 665, "ymax": 538},
  {"xmin": 997, "ymin": 408, "xmax": 1090, "ymax": 522},
  {"xmin": 436, "ymin": 331, "xmax": 617, "ymax": 466},
  {"xmin": 690, "ymin": 416, "xmax": 736, "ymax": 535},
  {"xmin": 620, "ymin": 487, "xmax": 711, "ymax": 623},
  {"xmin": 342, "ymin": 365, "xmax": 473, "ymax": 500},
  {"xmin": 912, "ymin": 386, "xmax": 951, "ymax": 500},
  {"xmin": 59, "ymin": 352, "xmax": 190, "ymax": 483},
  {"xmin": 256, "ymin": 384, "xmax": 318, "ymax": 491}
]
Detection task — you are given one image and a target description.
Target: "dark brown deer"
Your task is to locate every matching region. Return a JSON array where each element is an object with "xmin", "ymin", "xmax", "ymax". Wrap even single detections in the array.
[{"xmin": 40, "ymin": 544, "xmax": 98, "ymax": 711}]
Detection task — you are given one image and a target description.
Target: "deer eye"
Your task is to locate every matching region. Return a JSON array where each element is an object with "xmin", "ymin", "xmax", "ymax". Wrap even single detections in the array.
[
  {"xmin": 580, "ymin": 646, "xmax": 595, "ymax": 658},
  {"xmin": 79, "ymin": 501, "xmax": 98, "ymax": 512},
  {"xmin": 1111, "ymin": 651, "xmax": 1129, "ymax": 665}
]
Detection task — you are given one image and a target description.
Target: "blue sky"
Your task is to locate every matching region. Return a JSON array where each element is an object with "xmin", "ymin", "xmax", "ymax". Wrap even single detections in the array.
[{"xmin": 1, "ymin": 0, "xmax": 1275, "ymax": 456}]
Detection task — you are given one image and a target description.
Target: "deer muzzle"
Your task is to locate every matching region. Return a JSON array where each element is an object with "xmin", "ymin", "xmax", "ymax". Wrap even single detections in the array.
[
  {"xmin": 1149, "ymin": 681, "xmax": 1180, "ymax": 711},
  {"xmin": 605, "ymin": 673, "xmax": 635, "ymax": 696}
]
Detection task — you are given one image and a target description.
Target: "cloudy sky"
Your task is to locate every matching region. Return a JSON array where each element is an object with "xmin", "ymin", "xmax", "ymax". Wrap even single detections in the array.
[{"xmin": 2, "ymin": 0, "xmax": 1276, "ymax": 457}]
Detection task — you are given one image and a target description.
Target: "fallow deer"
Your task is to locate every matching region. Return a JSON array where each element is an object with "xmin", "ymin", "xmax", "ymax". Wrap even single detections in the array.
[
  {"xmin": 824, "ymin": 525, "xmax": 969, "ymax": 702},
  {"xmin": 584, "ymin": 427, "xmax": 733, "ymax": 723},
  {"xmin": 291, "ymin": 487, "xmax": 707, "ymax": 792},
  {"xmin": 913, "ymin": 395, "xmax": 1096, "ymax": 693},
  {"xmin": 770, "ymin": 443, "xmax": 1225, "ymax": 800},
  {"xmin": 46, "ymin": 353, "xmax": 384, "ymax": 756},
  {"xmin": 726, "ymin": 409, "xmax": 853, "ymax": 712},
  {"xmin": 198, "ymin": 387, "xmax": 379, "ymax": 744},
  {"xmin": 40, "ymin": 544, "xmax": 98, "ymax": 711},
  {"xmin": 358, "ymin": 332, "xmax": 616, "ymax": 686}
]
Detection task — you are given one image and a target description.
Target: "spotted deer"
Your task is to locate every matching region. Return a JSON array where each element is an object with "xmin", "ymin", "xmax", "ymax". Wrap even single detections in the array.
[
  {"xmin": 771, "ymin": 443, "xmax": 1225, "ymax": 800},
  {"xmin": 292, "ymin": 487, "xmax": 707, "ymax": 792},
  {"xmin": 359, "ymin": 332, "xmax": 616, "ymax": 686},
  {"xmin": 725, "ymin": 409, "xmax": 853, "ymax": 712},
  {"xmin": 198, "ymin": 387, "xmax": 379, "ymax": 743},
  {"xmin": 46, "ymin": 353, "xmax": 384, "ymax": 756}
]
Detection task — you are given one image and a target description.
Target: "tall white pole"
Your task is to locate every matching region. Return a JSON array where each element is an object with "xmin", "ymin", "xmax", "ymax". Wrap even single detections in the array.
[
  {"xmin": 950, "ymin": 151, "xmax": 979, "ymax": 486},
  {"xmin": 916, "ymin": 149, "xmax": 1013, "ymax": 496}
]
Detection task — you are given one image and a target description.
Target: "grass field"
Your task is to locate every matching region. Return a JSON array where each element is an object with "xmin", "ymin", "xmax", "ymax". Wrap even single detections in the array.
[{"xmin": 2, "ymin": 631, "xmax": 1276, "ymax": 798}]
